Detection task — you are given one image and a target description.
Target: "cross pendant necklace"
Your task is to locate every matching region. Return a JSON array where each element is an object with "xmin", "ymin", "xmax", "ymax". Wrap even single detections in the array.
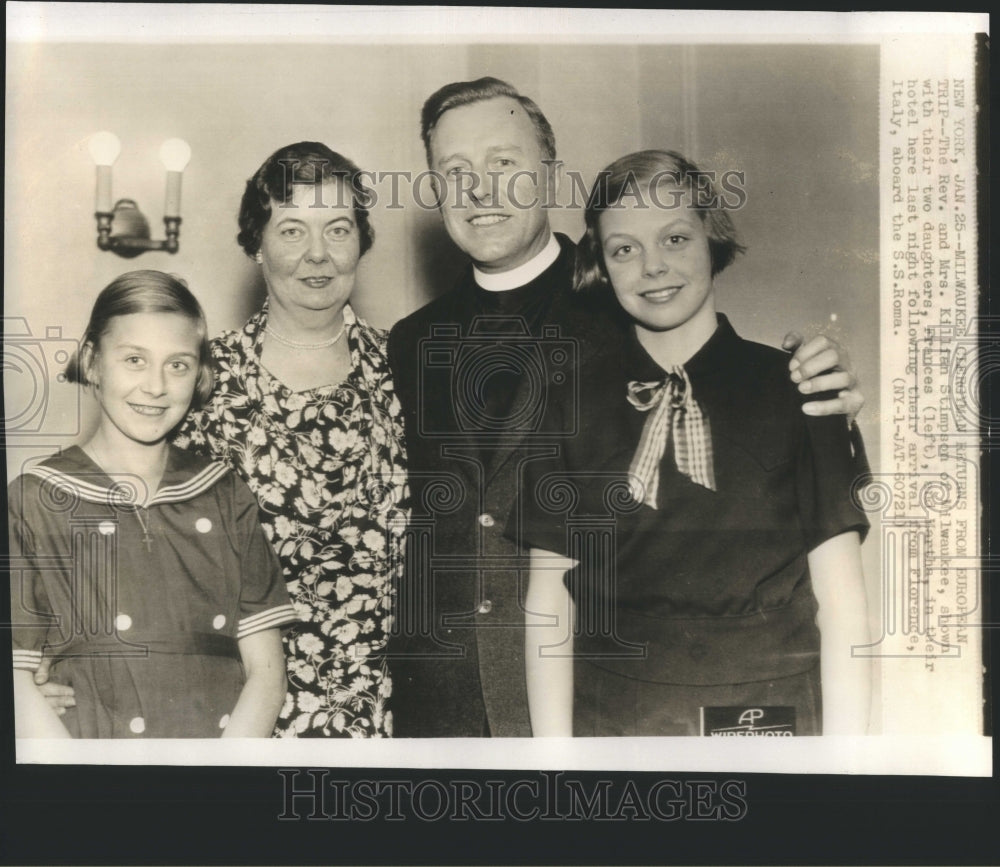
[
  {"xmin": 85, "ymin": 441, "xmax": 157, "ymax": 553},
  {"xmin": 133, "ymin": 507, "xmax": 153, "ymax": 553}
]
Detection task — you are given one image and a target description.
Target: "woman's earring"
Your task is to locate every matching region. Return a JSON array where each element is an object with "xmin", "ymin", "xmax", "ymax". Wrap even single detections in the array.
[{"xmin": 255, "ymin": 252, "xmax": 263, "ymax": 264}]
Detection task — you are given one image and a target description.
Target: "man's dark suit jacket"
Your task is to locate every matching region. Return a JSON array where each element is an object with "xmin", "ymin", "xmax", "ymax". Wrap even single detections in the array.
[{"xmin": 386, "ymin": 234, "xmax": 622, "ymax": 736}]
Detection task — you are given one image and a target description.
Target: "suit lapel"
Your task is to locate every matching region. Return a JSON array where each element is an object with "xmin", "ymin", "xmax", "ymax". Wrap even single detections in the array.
[
  {"xmin": 414, "ymin": 285, "xmax": 494, "ymax": 495},
  {"xmin": 481, "ymin": 380, "xmax": 532, "ymax": 485}
]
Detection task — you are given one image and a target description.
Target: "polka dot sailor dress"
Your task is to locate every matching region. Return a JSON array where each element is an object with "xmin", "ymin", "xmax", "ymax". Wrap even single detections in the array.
[{"xmin": 9, "ymin": 445, "xmax": 297, "ymax": 738}]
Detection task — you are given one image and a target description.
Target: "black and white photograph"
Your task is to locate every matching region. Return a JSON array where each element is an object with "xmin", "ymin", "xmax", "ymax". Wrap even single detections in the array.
[{"xmin": 2, "ymin": 4, "xmax": 992, "ymax": 863}]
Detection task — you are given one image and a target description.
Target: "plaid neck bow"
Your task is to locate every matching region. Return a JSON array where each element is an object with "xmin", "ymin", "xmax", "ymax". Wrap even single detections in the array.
[{"xmin": 626, "ymin": 367, "xmax": 716, "ymax": 507}]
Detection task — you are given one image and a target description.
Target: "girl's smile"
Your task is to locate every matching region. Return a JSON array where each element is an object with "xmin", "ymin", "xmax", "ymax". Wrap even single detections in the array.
[
  {"xmin": 86, "ymin": 311, "xmax": 202, "ymax": 449},
  {"xmin": 636, "ymin": 285, "xmax": 684, "ymax": 302},
  {"xmin": 599, "ymin": 184, "xmax": 718, "ymax": 365},
  {"xmin": 128, "ymin": 402, "xmax": 168, "ymax": 416}
]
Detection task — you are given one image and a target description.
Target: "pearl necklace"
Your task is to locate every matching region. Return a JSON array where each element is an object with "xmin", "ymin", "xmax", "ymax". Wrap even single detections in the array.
[{"xmin": 265, "ymin": 320, "xmax": 346, "ymax": 350}]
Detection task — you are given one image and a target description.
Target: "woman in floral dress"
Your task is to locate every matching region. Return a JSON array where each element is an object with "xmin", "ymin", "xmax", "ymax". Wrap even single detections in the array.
[{"xmin": 174, "ymin": 142, "xmax": 407, "ymax": 737}]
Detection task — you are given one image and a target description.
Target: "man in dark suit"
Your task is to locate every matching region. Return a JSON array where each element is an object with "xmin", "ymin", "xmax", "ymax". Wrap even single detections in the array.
[{"xmin": 386, "ymin": 77, "xmax": 865, "ymax": 737}]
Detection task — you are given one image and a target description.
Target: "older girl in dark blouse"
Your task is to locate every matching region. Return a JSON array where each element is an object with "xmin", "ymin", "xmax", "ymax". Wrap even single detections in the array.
[{"xmin": 517, "ymin": 151, "xmax": 871, "ymax": 737}]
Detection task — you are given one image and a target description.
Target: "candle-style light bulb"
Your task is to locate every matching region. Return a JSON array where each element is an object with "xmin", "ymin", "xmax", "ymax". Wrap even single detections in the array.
[
  {"xmin": 159, "ymin": 138, "xmax": 191, "ymax": 219},
  {"xmin": 159, "ymin": 138, "xmax": 192, "ymax": 172},
  {"xmin": 88, "ymin": 131, "xmax": 121, "ymax": 166},
  {"xmin": 89, "ymin": 131, "xmax": 121, "ymax": 214}
]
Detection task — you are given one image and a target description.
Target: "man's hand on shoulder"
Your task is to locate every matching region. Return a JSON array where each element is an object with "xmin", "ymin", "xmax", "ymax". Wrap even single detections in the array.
[
  {"xmin": 34, "ymin": 658, "xmax": 76, "ymax": 715},
  {"xmin": 782, "ymin": 331, "xmax": 864, "ymax": 422}
]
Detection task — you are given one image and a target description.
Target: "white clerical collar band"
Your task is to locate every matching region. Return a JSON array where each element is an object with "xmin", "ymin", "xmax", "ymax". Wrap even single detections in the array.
[
  {"xmin": 473, "ymin": 233, "xmax": 560, "ymax": 292},
  {"xmin": 25, "ymin": 461, "xmax": 230, "ymax": 508}
]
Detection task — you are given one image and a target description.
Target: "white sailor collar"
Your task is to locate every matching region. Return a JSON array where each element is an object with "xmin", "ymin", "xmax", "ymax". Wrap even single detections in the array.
[{"xmin": 25, "ymin": 445, "xmax": 229, "ymax": 508}]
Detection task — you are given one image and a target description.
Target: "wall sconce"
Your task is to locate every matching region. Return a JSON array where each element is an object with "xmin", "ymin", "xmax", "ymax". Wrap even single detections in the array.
[{"xmin": 89, "ymin": 132, "xmax": 192, "ymax": 258}]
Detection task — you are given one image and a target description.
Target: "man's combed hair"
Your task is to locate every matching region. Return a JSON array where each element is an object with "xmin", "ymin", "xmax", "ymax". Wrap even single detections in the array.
[
  {"xmin": 574, "ymin": 149, "xmax": 746, "ymax": 298},
  {"xmin": 420, "ymin": 77, "xmax": 557, "ymax": 164}
]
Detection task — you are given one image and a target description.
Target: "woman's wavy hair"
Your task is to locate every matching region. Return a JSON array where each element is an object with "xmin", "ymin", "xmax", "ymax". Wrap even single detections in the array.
[
  {"xmin": 236, "ymin": 141, "xmax": 374, "ymax": 258},
  {"xmin": 65, "ymin": 270, "xmax": 214, "ymax": 408},
  {"xmin": 573, "ymin": 149, "xmax": 745, "ymax": 297}
]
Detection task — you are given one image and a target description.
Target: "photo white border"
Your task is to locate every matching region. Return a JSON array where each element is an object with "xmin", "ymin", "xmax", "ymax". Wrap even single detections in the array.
[{"xmin": 5, "ymin": 5, "xmax": 991, "ymax": 777}]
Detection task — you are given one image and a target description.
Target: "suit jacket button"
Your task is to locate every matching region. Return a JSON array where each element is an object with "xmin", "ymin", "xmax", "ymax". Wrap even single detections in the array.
[
  {"xmin": 478, "ymin": 513, "xmax": 496, "ymax": 528},
  {"xmin": 477, "ymin": 600, "xmax": 493, "ymax": 614}
]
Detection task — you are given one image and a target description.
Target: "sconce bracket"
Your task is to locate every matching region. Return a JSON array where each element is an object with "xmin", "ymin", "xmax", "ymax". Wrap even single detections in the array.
[{"xmin": 96, "ymin": 199, "xmax": 180, "ymax": 258}]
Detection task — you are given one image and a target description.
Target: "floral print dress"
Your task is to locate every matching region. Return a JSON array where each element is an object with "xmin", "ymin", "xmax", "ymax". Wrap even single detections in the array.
[{"xmin": 174, "ymin": 303, "xmax": 408, "ymax": 737}]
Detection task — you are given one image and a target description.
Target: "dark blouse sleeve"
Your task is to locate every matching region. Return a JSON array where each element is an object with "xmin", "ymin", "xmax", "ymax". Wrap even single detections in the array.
[
  {"xmin": 796, "ymin": 408, "xmax": 872, "ymax": 550},
  {"xmin": 7, "ymin": 479, "xmax": 54, "ymax": 671},
  {"xmin": 226, "ymin": 475, "xmax": 299, "ymax": 639}
]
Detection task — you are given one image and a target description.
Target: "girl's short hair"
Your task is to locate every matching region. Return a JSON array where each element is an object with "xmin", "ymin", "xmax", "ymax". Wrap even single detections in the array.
[
  {"xmin": 65, "ymin": 270, "xmax": 214, "ymax": 408},
  {"xmin": 574, "ymin": 149, "xmax": 746, "ymax": 297},
  {"xmin": 236, "ymin": 141, "xmax": 374, "ymax": 258}
]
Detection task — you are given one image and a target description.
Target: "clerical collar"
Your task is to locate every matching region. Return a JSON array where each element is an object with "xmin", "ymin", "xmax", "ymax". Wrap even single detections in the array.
[{"xmin": 473, "ymin": 234, "xmax": 560, "ymax": 292}]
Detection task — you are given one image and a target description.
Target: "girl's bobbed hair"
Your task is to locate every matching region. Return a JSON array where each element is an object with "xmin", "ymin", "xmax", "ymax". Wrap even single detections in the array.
[
  {"xmin": 573, "ymin": 149, "xmax": 745, "ymax": 297},
  {"xmin": 65, "ymin": 270, "xmax": 214, "ymax": 408}
]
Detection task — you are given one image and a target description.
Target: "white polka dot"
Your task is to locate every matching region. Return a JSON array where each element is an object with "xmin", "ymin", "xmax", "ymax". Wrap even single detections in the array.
[
  {"xmin": 129, "ymin": 717, "xmax": 145, "ymax": 734},
  {"xmin": 212, "ymin": 614, "xmax": 226, "ymax": 630},
  {"xmin": 98, "ymin": 521, "xmax": 116, "ymax": 535},
  {"xmin": 195, "ymin": 517, "xmax": 213, "ymax": 534},
  {"xmin": 218, "ymin": 714, "xmax": 230, "ymax": 730},
  {"xmin": 115, "ymin": 614, "xmax": 132, "ymax": 631}
]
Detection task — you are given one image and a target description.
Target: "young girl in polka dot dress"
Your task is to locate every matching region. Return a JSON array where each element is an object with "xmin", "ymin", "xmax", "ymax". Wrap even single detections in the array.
[{"xmin": 10, "ymin": 271, "xmax": 297, "ymax": 738}]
